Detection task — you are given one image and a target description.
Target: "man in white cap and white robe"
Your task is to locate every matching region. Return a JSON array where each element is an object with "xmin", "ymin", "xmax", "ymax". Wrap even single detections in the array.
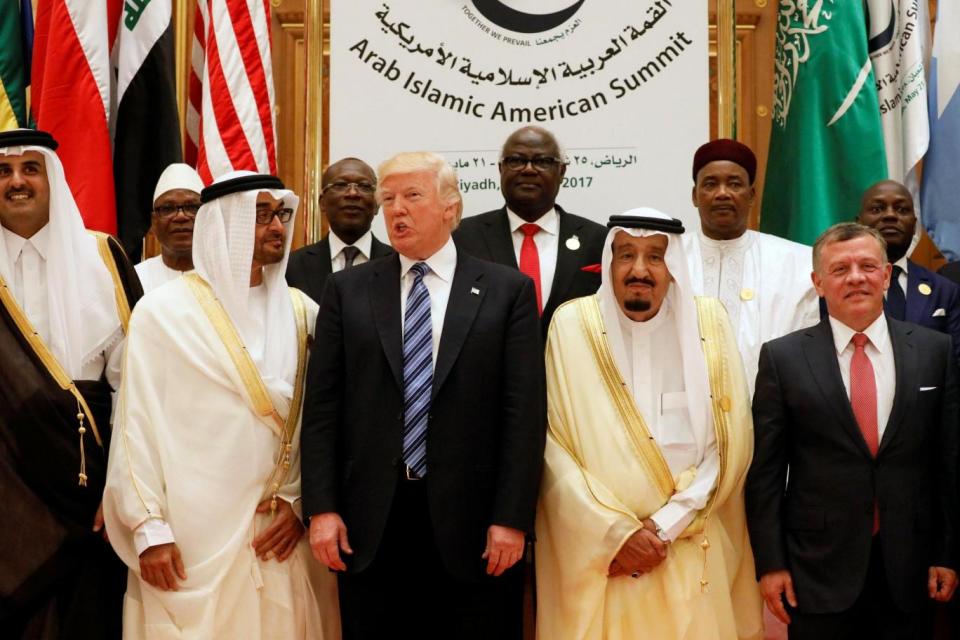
[
  {"xmin": 135, "ymin": 163, "xmax": 204, "ymax": 292},
  {"xmin": 103, "ymin": 172, "xmax": 337, "ymax": 639},
  {"xmin": 0, "ymin": 129, "xmax": 142, "ymax": 639},
  {"xmin": 536, "ymin": 209, "xmax": 762, "ymax": 639}
]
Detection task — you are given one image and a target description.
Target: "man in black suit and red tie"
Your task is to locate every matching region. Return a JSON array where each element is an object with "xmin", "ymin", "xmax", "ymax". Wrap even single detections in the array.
[
  {"xmin": 746, "ymin": 222, "xmax": 959, "ymax": 639},
  {"xmin": 453, "ymin": 126, "xmax": 606, "ymax": 333},
  {"xmin": 286, "ymin": 157, "xmax": 393, "ymax": 303},
  {"xmin": 301, "ymin": 151, "xmax": 546, "ymax": 639}
]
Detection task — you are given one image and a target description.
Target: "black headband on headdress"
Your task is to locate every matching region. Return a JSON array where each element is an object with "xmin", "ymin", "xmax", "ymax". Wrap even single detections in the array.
[
  {"xmin": 200, "ymin": 174, "xmax": 285, "ymax": 203},
  {"xmin": 607, "ymin": 215, "xmax": 685, "ymax": 234},
  {"xmin": 0, "ymin": 129, "xmax": 59, "ymax": 151}
]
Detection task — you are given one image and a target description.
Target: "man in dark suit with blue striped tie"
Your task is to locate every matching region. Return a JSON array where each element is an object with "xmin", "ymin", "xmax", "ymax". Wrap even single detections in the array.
[
  {"xmin": 857, "ymin": 180, "xmax": 960, "ymax": 363},
  {"xmin": 300, "ymin": 151, "xmax": 546, "ymax": 639}
]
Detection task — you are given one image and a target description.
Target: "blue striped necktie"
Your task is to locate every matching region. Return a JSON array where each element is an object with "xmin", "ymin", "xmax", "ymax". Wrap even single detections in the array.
[{"xmin": 402, "ymin": 262, "xmax": 432, "ymax": 477}]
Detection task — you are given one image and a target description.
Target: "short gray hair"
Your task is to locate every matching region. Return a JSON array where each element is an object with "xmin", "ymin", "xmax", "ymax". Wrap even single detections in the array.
[
  {"xmin": 812, "ymin": 222, "xmax": 887, "ymax": 273},
  {"xmin": 376, "ymin": 151, "xmax": 463, "ymax": 227}
]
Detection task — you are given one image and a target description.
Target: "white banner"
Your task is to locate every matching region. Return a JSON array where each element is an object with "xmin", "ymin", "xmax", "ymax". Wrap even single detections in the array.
[{"xmin": 330, "ymin": 1, "xmax": 708, "ymax": 233}]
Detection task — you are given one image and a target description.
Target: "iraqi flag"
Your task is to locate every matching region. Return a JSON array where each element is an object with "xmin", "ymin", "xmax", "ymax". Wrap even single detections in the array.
[
  {"xmin": 185, "ymin": 0, "xmax": 279, "ymax": 182},
  {"xmin": 113, "ymin": 0, "xmax": 181, "ymax": 260},
  {"xmin": 31, "ymin": 0, "xmax": 119, "ymax": 233}
]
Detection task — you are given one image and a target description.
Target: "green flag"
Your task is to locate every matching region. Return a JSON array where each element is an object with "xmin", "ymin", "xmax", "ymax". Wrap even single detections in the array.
[
  {"xmin": 0, "ymin": 1, "xmax": 28, "ymax": 130},
  {"xmin": 761, "ymin": 1, "xmax": 887, "ymax": 245}
]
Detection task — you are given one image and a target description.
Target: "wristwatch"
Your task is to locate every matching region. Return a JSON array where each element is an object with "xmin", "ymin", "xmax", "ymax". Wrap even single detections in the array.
[{"xmin": 651, "ymin": 521, "xmax": 670, "ymax": 544}]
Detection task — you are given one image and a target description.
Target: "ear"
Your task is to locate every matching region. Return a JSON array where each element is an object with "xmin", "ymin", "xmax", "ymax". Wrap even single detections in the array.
[
  {"xmin": 811, "ymin": 270, "xmax": 825, "ymax": 297},
  {"xmin": 691, "ymin": 184, "xmax": 699, "ymax": 208},
  {"xmin": 882, "ymin": 262, "xmax": 892, "ymax": 291},
  {"xmin": 559, "ymin": 162, "xmax": 567, "ymax": 179}
]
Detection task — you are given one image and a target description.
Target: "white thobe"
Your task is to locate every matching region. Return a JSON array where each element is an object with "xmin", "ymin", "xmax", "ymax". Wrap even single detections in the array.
[
  {"xmin": 684, "ymin": 229, "xmax": 820, "ymax": 396},
  {"xmin": 2, "ymin": 224, "xmax": 123, "ymax": 388},
  {"xmin": 135, "ymin": 255, "xmax": 185, "ymax": 293},
  {"xmin": 616, "ymin": 303, "xmax": 719, "ymax": 541}
]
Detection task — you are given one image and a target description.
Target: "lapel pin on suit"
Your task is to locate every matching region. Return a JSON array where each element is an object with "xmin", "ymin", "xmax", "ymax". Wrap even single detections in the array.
[
  {"xmin": 565, "ymin": 235, "xmax": 581, "ymax": 251},
  {"xmin": 918, "ymin": 283, "xmax": 932, "ymax": 296}
]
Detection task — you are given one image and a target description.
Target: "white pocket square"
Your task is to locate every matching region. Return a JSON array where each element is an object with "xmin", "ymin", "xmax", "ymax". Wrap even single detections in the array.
[
  {"xmin": 920, "ymin": 386, "xmax": 938, "ymax": 391},
  {"xmin": 933, "ymin": 308, "xmax": 946, "ymax": 317}
]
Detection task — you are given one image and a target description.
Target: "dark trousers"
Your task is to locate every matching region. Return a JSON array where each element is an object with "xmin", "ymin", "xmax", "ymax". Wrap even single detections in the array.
[
  {"xmin": 788, "ymin": 537, "xmax": 931, "ymax": 640},
  {"xmin": 337, "ymin": 477, "xmax": 524, "ymax": 640}
]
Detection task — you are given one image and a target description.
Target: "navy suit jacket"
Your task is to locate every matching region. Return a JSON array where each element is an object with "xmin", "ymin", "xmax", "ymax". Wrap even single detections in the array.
[{"xmin": 898, "ymin": 260, "xmax": 960, "ymax": 363}]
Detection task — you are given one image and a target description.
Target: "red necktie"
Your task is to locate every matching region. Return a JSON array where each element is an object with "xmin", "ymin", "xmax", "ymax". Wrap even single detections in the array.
[
  {"xmin": 850, "ymin": 332, "xmax": 880, "ymax": 533},
  {"xmin": 519, "ymin": 223, "xmax": 542, "ymax": 315}
]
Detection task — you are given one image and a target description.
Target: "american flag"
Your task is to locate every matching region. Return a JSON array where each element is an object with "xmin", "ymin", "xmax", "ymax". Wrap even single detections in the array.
[{"xmin": 185, "ymin": 0, "xmax": 278, "ymax": 184}]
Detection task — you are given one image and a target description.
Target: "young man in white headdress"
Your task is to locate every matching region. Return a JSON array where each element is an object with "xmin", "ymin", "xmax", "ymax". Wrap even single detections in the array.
[
  {"xmin": 0, "ymin": 129, "xmax": 142, "ymax": 639},
  {"xmin": 536, "ymin": 209, "xmax": 762, "ymax": 639},
  {"xmin": 103, "ymin": 172, "xmax": 338, "ymax": 639},
  {"xmin": 135, "ymin": 163, "xmax": 204, "ymax": 292}
]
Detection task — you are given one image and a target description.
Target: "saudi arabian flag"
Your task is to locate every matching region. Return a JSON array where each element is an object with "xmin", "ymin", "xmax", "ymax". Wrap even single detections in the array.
[
  {"xmin": 0, "ymin": 0, "xmax": 30, "ymax": 129},
  {"xmin": 761, "ymin": 1, "xmax": 888, "ymax": 246}
]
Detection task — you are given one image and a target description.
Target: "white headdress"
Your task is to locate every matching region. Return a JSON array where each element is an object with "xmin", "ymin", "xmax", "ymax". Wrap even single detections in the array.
[{"xmin": 152, "ymin": 163, "xmax": 204, "ymax": 202}]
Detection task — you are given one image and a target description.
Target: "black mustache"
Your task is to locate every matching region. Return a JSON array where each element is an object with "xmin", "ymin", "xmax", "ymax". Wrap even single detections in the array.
[{"xmin": 624, "ymin": 277, "xmax": 656, "ymax": 287}]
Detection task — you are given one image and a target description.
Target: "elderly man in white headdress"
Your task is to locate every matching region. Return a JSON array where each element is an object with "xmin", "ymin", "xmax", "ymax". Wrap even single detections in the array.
[
  {"xmin": 0, "ymin": 129, "xmax": 142, "ymax": 639},
  {"xmin": 135, "ymin": 163, "xmax": 204, "ymax": 292},
  {"xmin": 103, "ymin": 172, "xmax": 338, "ymax": 639},
  {"xmin": 535, "ymin": 209, "xmax": 763, "ymax": 639}
]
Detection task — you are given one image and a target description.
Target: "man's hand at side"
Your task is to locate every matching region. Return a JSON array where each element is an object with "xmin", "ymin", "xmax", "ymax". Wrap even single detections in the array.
[
  {"xmin": 759, "ymin": 570, "xmax": 797, "ymax": 624},
  {"xmin": 482, "ymin": 525, "xmax": 525, "ymax": 576},
  {"xmin": 252, "ymin": 499, "xmax": 304, "ymax": 562},
  {"xmin": 140, "ymin": 543, "xmax": 187, "ymax": 591},
  {"xmin": 929, "ymin": 566, "xmax": 958, "ymax": 602},
  {"xmin": 309, "ymin": 512, "xmax": 353, "ymax": 571}
]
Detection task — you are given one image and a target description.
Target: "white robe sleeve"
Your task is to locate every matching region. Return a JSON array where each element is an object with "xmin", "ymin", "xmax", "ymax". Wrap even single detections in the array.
[{"xmin": 649, "ymin": 439, "xmax": 719, "ymax": 541}]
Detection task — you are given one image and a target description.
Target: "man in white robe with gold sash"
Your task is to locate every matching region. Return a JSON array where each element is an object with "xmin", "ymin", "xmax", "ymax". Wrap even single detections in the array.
[
  {"xmin": 103, "ymin": 172, "xmax": 338, "ymax": 639},
  {"xmin": 536, "ymin": 209, "xmax": 762, "ymax": 639}
]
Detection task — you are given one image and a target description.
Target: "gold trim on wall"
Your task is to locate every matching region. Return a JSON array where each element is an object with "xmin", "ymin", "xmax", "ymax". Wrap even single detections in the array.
[
  {"xmin": 304, "ymin": 0, "xmax": 325, "ymax": 244},
  {"xmin": 716, "ymin": 0, "xmax": 737, "ymax": 138}
]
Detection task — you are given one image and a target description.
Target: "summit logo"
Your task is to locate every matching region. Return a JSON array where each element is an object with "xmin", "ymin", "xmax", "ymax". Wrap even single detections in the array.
[{"xmin": 470, "ymin": 0, "xmax": 586, "ymax": 34}]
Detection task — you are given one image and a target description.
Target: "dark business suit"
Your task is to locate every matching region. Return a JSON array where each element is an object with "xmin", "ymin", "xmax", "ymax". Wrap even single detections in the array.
[
  {"xmin": 892, "ymin": 260, "xmax": 960, "ymax": 363},
  {"xmin": 746, "ymin": 317, "xmax": 959, "ymax": 637},
  {"xmin": 285, "ymin": 233, "xmax": 394, "ymax": 304},
  {"xmin": 301, "ymin": 248, "xmax": 546, "ymax": 639},
  {"xmin": 452, "ymin": 205, "xmax": 606, "ymax": 334}
]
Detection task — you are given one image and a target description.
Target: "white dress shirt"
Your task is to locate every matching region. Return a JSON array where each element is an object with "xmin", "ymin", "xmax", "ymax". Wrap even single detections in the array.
[
  {"xmin": 1, "ymin": 224, "xmax": 123, "ymax": 388},
  {"xmin": 506, "ymin": 207, "xmax": 558, "ymax": 306},
  {"xmin": 399, "ymin": 236, "xmax": 457, "ymax": 365},
  {"xmin": 329, "ymin": 230, "xmax": 373, "ymax": 272},
  {"xmin": 890, "ymin": 255, "xmax": 908, "ymax": 299},
  {"xmin": 615, "ymin": 301, "xmax": 720, "ymax": 541},
  {"xmin": 829, "ymin": 314, "xmax": 896, "ymax": 439}
]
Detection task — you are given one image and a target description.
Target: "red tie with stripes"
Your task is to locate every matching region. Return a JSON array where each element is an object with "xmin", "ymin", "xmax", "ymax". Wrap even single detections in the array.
[
  {"xmin": 850, "ymin": 332, "xmax": 880, "ymax": 534},
  {"xmin": 519, "ymin": 223, "xmax": 542, "ymax": 315}
]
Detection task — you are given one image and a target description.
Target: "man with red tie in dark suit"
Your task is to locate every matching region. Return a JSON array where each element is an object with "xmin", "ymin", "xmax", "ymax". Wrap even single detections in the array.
[
  {"xmin": 453, "ymin": 126, "xmax": 606, "ymax": 334},
  {"xmin": 301, "ymin": 151, "xmax": 546, "ymax": 639},
  {"xmin": 746, "ymin": 223, "xmax": 959, "ymax": 639}
]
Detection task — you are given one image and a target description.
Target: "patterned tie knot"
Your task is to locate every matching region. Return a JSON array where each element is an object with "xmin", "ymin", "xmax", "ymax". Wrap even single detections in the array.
[
  {"xmin": 520, "ymin": 223, "xmax": 541, "ymax": 237},
  {"xmin": 341, "ymin": 246, "xmax": 360, "ymax": 267},
  {"xmin": 410, "ymin": 261, "xmax": 430, "ymax": 279},
  {"xmin": 852, "ymin": 333, "xmax": 869, "ymax": 349}
]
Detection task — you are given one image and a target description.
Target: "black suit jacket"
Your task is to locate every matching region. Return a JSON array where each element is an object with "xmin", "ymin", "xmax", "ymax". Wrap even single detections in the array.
[
  {"xmin": 452, "ymin": 205, "xmax": 606, "ymax": 334},
  {"xmin": 285, "ymin": 234, "xmax": 394, "ymax": 304},
  {"xmin": 746, "ymin": 317, "xmax": 959, "ymax": 614},
  {"xmin": 300, "ymin": 249, "xmax": 547, "ymax": 582}
]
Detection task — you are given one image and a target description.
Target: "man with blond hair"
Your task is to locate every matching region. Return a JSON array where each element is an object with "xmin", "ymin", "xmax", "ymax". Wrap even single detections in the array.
[{"xmin": 301, "ymin": 151, "xmax": 546, "ymax": 639}]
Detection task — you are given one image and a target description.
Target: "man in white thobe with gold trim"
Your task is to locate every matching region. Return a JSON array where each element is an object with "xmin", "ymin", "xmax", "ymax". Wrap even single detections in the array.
[
  {"xmin": 103, "ymin": 172, "xmax": 338, "ymax": 639},
  {"xmin": 536, "ymin": 209, "xmax": 762, "ymax": 640},
  {"xmin": 682, "ymin": 139, "xmax": 819, "ymax": 396}
]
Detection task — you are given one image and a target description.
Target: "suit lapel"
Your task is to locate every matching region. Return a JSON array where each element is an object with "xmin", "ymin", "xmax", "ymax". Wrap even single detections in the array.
[
  {"xmin": 905, "ymin": 262, "xmax": 934, "ymax": 324},
  {"xmin": 317, "ymin": 239, "xmax": 333, "ymax": 278},
  {"xmin": 369, "ymin": 256, "xmax": 403, "ymax": 388},
  {"xmin": 802, "ymin": 321, "xmax": 875, "ymax": 459},
  {"xmin": 544, "ymin": 206, "xmax": 581, "ymax": 311},
  {"xmin": 878, "ymin": 319, "xmax": 916, "ymax": 455},
  {"xmin": 370, "ymin": 235, "xmax": 393, "ymax": 259},
  {"xmin": 483, "ymin": 208, "xmax": 519, "ymax": 267},
  {"xmin": 433, "ymin": 252, "xmax": 484, "ymax": 397}
]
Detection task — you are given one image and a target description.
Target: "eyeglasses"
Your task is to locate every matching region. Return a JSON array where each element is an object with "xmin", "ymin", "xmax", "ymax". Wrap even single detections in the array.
[
  {"xmin": 255, "ymin": 206, "xmax": 295, "ymax": 225},
  {"xmin": 322, "ymin": 181, "xmax": 376, "ymax": 194},
  {"xmin": 500, "ymin": 155, "xmax": 566, "ymax": 171},
  {"xmin": 153, "ymin": 203, "xmax": 201, "ymax": 219}
]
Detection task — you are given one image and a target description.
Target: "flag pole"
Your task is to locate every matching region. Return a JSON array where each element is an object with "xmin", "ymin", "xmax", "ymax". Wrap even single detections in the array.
[
  {"xmin": 174, "ymin": 0, "xmax": 191, "ymax": 156},
  {"xmin": 716, "ymin": 0, "xmax": 736, "ymax": 138},
  {"xmin": 304, "ymin": 0, "xmax": 325, "ymax": 244}
]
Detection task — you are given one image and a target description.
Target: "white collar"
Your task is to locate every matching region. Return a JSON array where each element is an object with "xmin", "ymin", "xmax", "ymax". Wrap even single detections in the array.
[
  {"xmin": 3, "ymin": 223, "xmax": 50, "ymax": 262},
  {"xmin": 697, "ymin": 227, "xmax": 754, "ymax": 251},
  {"xmin": 506, "ymin": 207, "xmax": 559, "ymax": 236},
  {"xmin": 829, "ymin": 312, "xmax": 890, "ymax": 355},
  {"xmin": 893, "ymin": 255, "xmax": 908, "ymax": 274},
  {"xmin": 399, "ymin": 235, "xmax": 457, "ymax": 283},
  {"xmin": 329, "ymin": 229, "xmax": 373, "ymax": 260}
]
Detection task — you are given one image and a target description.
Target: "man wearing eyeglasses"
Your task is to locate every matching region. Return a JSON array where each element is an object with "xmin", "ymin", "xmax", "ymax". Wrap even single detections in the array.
[
  {"xmin": 453, "ymin": 126, "xmax": 606, "ymax": 333},
  {"xmin": 135, "ymin": 163, "xmax": 204, "ymax": 293},
  {"xmin": 104, "ymin": 172, "xmax": 337, "ymax": 639},
  {"xmin": 287, "ymin": 157, "xmax": 394, "ymax": 303}
]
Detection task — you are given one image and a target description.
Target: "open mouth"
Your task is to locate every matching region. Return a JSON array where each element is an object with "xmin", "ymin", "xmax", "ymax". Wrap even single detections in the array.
[{"xmin": 6, "ymin": 191, "xmax": 32, "ymax": 202}]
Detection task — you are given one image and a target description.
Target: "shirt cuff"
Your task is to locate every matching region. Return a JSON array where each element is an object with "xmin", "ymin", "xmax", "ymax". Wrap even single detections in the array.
[
  {"xmin": 650, "ymin": 501, "xmax": 697, "ymax": 543},
  {"xmin": 134, "ymin": 518, "xmax": 175, "ymax": 556}
]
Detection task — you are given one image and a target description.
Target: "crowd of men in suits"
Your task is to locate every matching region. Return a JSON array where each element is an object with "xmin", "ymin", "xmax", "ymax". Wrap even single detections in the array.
[{"xmin": 4, "ymin": 122, "xmax": 960, "ymax": 640}]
